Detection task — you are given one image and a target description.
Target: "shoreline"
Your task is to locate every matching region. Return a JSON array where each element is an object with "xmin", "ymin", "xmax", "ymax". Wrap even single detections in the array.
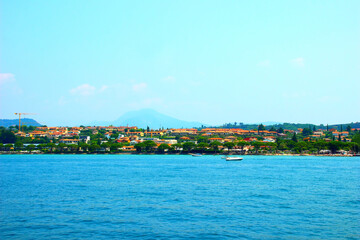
[{"xmin": 0, "ymin": 152, "xmax": 357, "ymax": 157}]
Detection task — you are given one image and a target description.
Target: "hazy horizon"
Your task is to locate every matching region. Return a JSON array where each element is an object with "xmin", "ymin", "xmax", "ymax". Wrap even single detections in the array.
[{"xmin": 1, "ymin": 1, "xmax": 359, "ymax": 126}]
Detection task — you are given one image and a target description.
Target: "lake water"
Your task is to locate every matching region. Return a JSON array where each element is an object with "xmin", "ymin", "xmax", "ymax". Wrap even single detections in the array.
[{"xmin": 0, "ymin": 155, "xmax": 359, "ymax": 239}]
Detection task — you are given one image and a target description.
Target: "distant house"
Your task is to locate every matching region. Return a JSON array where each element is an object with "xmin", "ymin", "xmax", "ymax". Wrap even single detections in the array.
[
  {"xmin": 313, "ymin": 131, "xmax": 324, "ymax": 136},
  {"xmin": 59, "ymin": 139, "xmax": 80, "ymax": 144},
  {"xmin": 263, "ymin": 137, "xmax": 275, "ymax": 143},
  {"xmin": 79, "ymin": 136, "xmax": 90, "ymax": 143},
  {"xmin": 209, "ymin": 137, "xmax": 224, "ymax": 143},
  {"xmin": 243, "ymin": 137, "xmax": 257, "ymax": 142},
  {"xmin": 122, "ymin": 146, "xmax": 136, "ymax": 151}
]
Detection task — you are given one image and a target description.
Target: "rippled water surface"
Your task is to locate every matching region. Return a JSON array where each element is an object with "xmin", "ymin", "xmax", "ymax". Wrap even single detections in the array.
[{"xmin": 1, "ymin": 155, "xmax": 359, "ymax": 239}]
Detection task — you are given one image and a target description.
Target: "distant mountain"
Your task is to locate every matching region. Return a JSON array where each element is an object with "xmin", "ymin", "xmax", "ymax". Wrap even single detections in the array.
[
  {"xmin": 109, "ymin": 109, "xmax": 205, "ymax": 129},
  {"xmin": 217, "ymin": 122, "xmax": 360, "ymax": 131},
  {"xmin": 0, "ymin": 118, "xmax": 42, "ymax": 128}
]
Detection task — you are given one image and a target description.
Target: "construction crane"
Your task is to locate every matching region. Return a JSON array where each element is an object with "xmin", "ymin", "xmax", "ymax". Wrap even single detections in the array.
[{"xmin": 14, "ymin": 113, "xmax": 37, "ymax": 132}]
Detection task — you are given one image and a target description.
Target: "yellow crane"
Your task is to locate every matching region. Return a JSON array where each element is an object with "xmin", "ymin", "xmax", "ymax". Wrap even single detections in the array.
[{"xmin": 14, "ymin": 113, "xmax": 37, "ymax": 132}]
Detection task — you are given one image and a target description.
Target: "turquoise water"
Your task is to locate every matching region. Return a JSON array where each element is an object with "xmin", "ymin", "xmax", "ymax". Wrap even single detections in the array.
[{"xmin": 0, "ymin": 155, "xmax": 359, "ymax": 239}]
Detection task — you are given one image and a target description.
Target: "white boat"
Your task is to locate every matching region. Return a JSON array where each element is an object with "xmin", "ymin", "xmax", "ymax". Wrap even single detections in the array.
[
  {"xmin": 226, "ymin": 157, "xmax": 243, "ymax": 161},
  {"xmin": 191, "ymin": 154, "xmax": 202, "ymax": 157}
]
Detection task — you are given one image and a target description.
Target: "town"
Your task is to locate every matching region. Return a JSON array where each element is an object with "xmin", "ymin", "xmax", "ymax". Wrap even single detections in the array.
[{"xmin": 1, "ymin": 124, "xmax": 359, "ymax": 156}]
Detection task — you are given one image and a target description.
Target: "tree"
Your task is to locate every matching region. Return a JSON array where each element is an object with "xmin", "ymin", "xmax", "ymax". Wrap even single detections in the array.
[
  {"xmin": 134, "ymin": 142, "xmax": 145, "ymax": 152},
  {"xmin": 172, "ymin": 143, "xmax": 183, "ymax": 152},
  {"xmin": 101, "ymin": 142, "xmax": 110, "ymax": 151},
  {"xmin": 197, "ymin": 142, "xmax": 209, "ymax": 153},
  {"xmin": 258, "ymin": 124, "xmax": 265, "ymax": 134},
  {"xmin": 210, "ymin": 141, "xmax": 221, "ymax": 152},
  {"xmin": 182, "ymin": 142, "xmax": 196, "ymax": 152},
  {"xmin": 252, "ymin": 141, "xmax": 262, "ymax": 154},
  {"xmin": 26, "ymin": 144, "xmax": 36, "ymax": 153},
  {"xmin": 5, "ymin": 144, "xmax": 13, "ymax": 151},
  {"xmin": 277, "ymin": 127, "xmax": 284, "ymax": 133},
  {"xmin": 348, "ymin": 142, "xmax": 359, "ymax": 153},
  {"xmin": 302, "ymin": 128, "xmax": 313, "ymax": 136},
  {"xmin": 295, "ymin": 142, "xmax": 308, "ymax": 153},
  {"xmin": 15, "ymin": 142, "xmax": 24, "ymax": 150},
  {"xmin": 58, "ymin": 143, "xmax": 67, "ymax": 152},
  {"xmin": 143, "ymin": 140, "xmax": 157, "ymax": 152},
  {"xmin": 328, "ymin": 141, "xmax": 342, "ymax": 154},
  {"xmin": 0, "ymin": 129, "xmax": 16, "ymax": 143},
  {"xmin": 78, "ymin": 142, "xmax": 89, "ymax": 152},
  {"xmin": 269, "ymin": 126, "xmax": 276, "ymax": 132},
  {"xmin": 68, "ymin": 144, "xmax": 79, "ymax": 152},
  {"xmin": 346, "ymin": 125, "xmax": 351, "ymax": 133},
  {"xmin": 197, "ymin": 136, "xmax": 209, "ymax": 143},
  {"xmin": 88, "ymin": 143, "xmax": 100, "ymax": 152},
  {"xmin": 157, "ymin": 144, "xmax": 170, "ymax": 153},
  {"xmin": 237, "ymin": 141, "xmax": 249, "ymax": 153},
  {"xmin": 351, "ymin": 133, "xmax": 360, "ymax": 145},
  {"xmin": 314, "ymin": 140, "xmax": 327, "ymax": 154},
  {"xmin": 292, "ymin": 133, "xmax": 298, "ymax": 142},
  {"xmin": 224, "ymin": 142, "xmax": 235, "ymax": 153},
  {"xmin": 46, "ymin": 142, "xmax": 56, "ymax": 152}
]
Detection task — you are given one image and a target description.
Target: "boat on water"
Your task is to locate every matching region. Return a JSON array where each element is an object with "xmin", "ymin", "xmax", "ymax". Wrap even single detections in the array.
[
  {"xmin": 191, "ymin": 154, "xmax": 203, "ymax": 157},
  {"xmin": 226, "ymin": 157, "xmax": 243, "ymax": 161}
]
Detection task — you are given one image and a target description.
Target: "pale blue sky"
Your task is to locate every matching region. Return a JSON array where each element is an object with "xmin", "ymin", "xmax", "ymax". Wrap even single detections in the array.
[{"xmin": 1, "ymin": 0, "xmax": 359, "ymax": 126}]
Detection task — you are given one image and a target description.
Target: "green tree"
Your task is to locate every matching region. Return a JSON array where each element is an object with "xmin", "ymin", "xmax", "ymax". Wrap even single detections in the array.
[
  {"xmin": 328, "ymin": 141, "xmax": 342, "ymax": 154},
  {"xmin": 172, "ymin": 143, "xmax": 183, "ymax": 152},
  {"xmin": 292, "ymin": 133, "xmax": 298, "ymax": 142},
  {"xmin": 5, "ymin": 144, "xmax": 13, "ymax": 151},
  {"xmin": 210, "ymin": 141, "xmax": 221, "ymax": 152},
  {"xmin": 277, "ymin": 127, "xmax": 284, "ymax": 133},
  {"xmin": 351, "ymin": 133, "xmax": 360, "ymax": 145},
  {"xmin": 57, "ymin": 143, "xmax": 67, "ymax": 152},
  {"xmin": 296, "ymin": 142, "xmax": 308, "ymax": 153},
  {"xmin": 110, "ymin": 143, "xmax": 122, "ymax": 152},
  {"xmin": 302, "ymin": 128, "xmax": 313, "ymax": 137},
  {"xmin": 69, "ymin": 144, "xmax": 79, "ymax": 152},
  {"xmin": 134, "ymin": 142, "xmax": 145, "ymax": 152},
  {"xmin": 26, "ymin": 144, "xmax": 36, "ymax": 153},
  {"xmin": 101, "ymin": 142, "xmax": 111, "ymax": 151},
  {"xmin": 269, "ymin": 126, "xmax": 276, "ymax": 132},
  {"xmin": 15, "ymin": 142, "xmax": 24, "ymax": 150},
  {"xmin": 182, "ymin": 142, "xmax": 196, "ymax": 152},
  {"xmin": 224, "ymin": 142, "xmax": 235, "ymax": 153},
  {"xmin": 197, "ymin": 136, "xmax": 209, "ymax": 143},
  {"xmin": 252, "ymin": 141, "xmax": 262, "ymax": 154},
  {"xmin": 258, "ymin": 124, "xmax": 265, "ymax": 134},
  {"xmin": 237, "ymin": 141, "xmax": 249, "ymax": 153},
  {"xmin": 346, "ymin": 125, "xmax": 351, "ymax": 133},
  {"xmin": 0, "ymin": 129, "xmax": 16, "ymax": 143},
  {"xmin": 143, "ymin": 140, "xmax": 157, "ymax": 152},
  {"xmin": 88, "ymin": 143, "xmax": 100, "ymax": 152},
  {"xmin": 197, "ymin": 142, "xmax": 209, "ymax": 153},
  {"xmin": 46, "ymin": 142, "xmax": 56, "ymax": 152},
  {"xmin": 157, "ymin": 144, "xmax": 170, "ymax": 153},
  {"xmin": 314, "ymin": 140, "xmax": 327, "ymax": 154}
]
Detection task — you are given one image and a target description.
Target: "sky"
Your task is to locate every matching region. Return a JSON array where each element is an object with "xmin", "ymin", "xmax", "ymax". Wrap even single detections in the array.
[{"xmin": 1, "ymin": 0, "xmax": 359, "ymax": 126}]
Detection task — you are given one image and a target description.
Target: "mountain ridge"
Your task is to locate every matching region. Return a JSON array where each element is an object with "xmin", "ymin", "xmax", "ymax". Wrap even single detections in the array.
[
  {"xmin": 109, "ymin": 109, "xmax": 205, "ymax": 129},
  {"xmin": 0, "ymin": 118, "xmax": 42, "ymax": 127}
]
